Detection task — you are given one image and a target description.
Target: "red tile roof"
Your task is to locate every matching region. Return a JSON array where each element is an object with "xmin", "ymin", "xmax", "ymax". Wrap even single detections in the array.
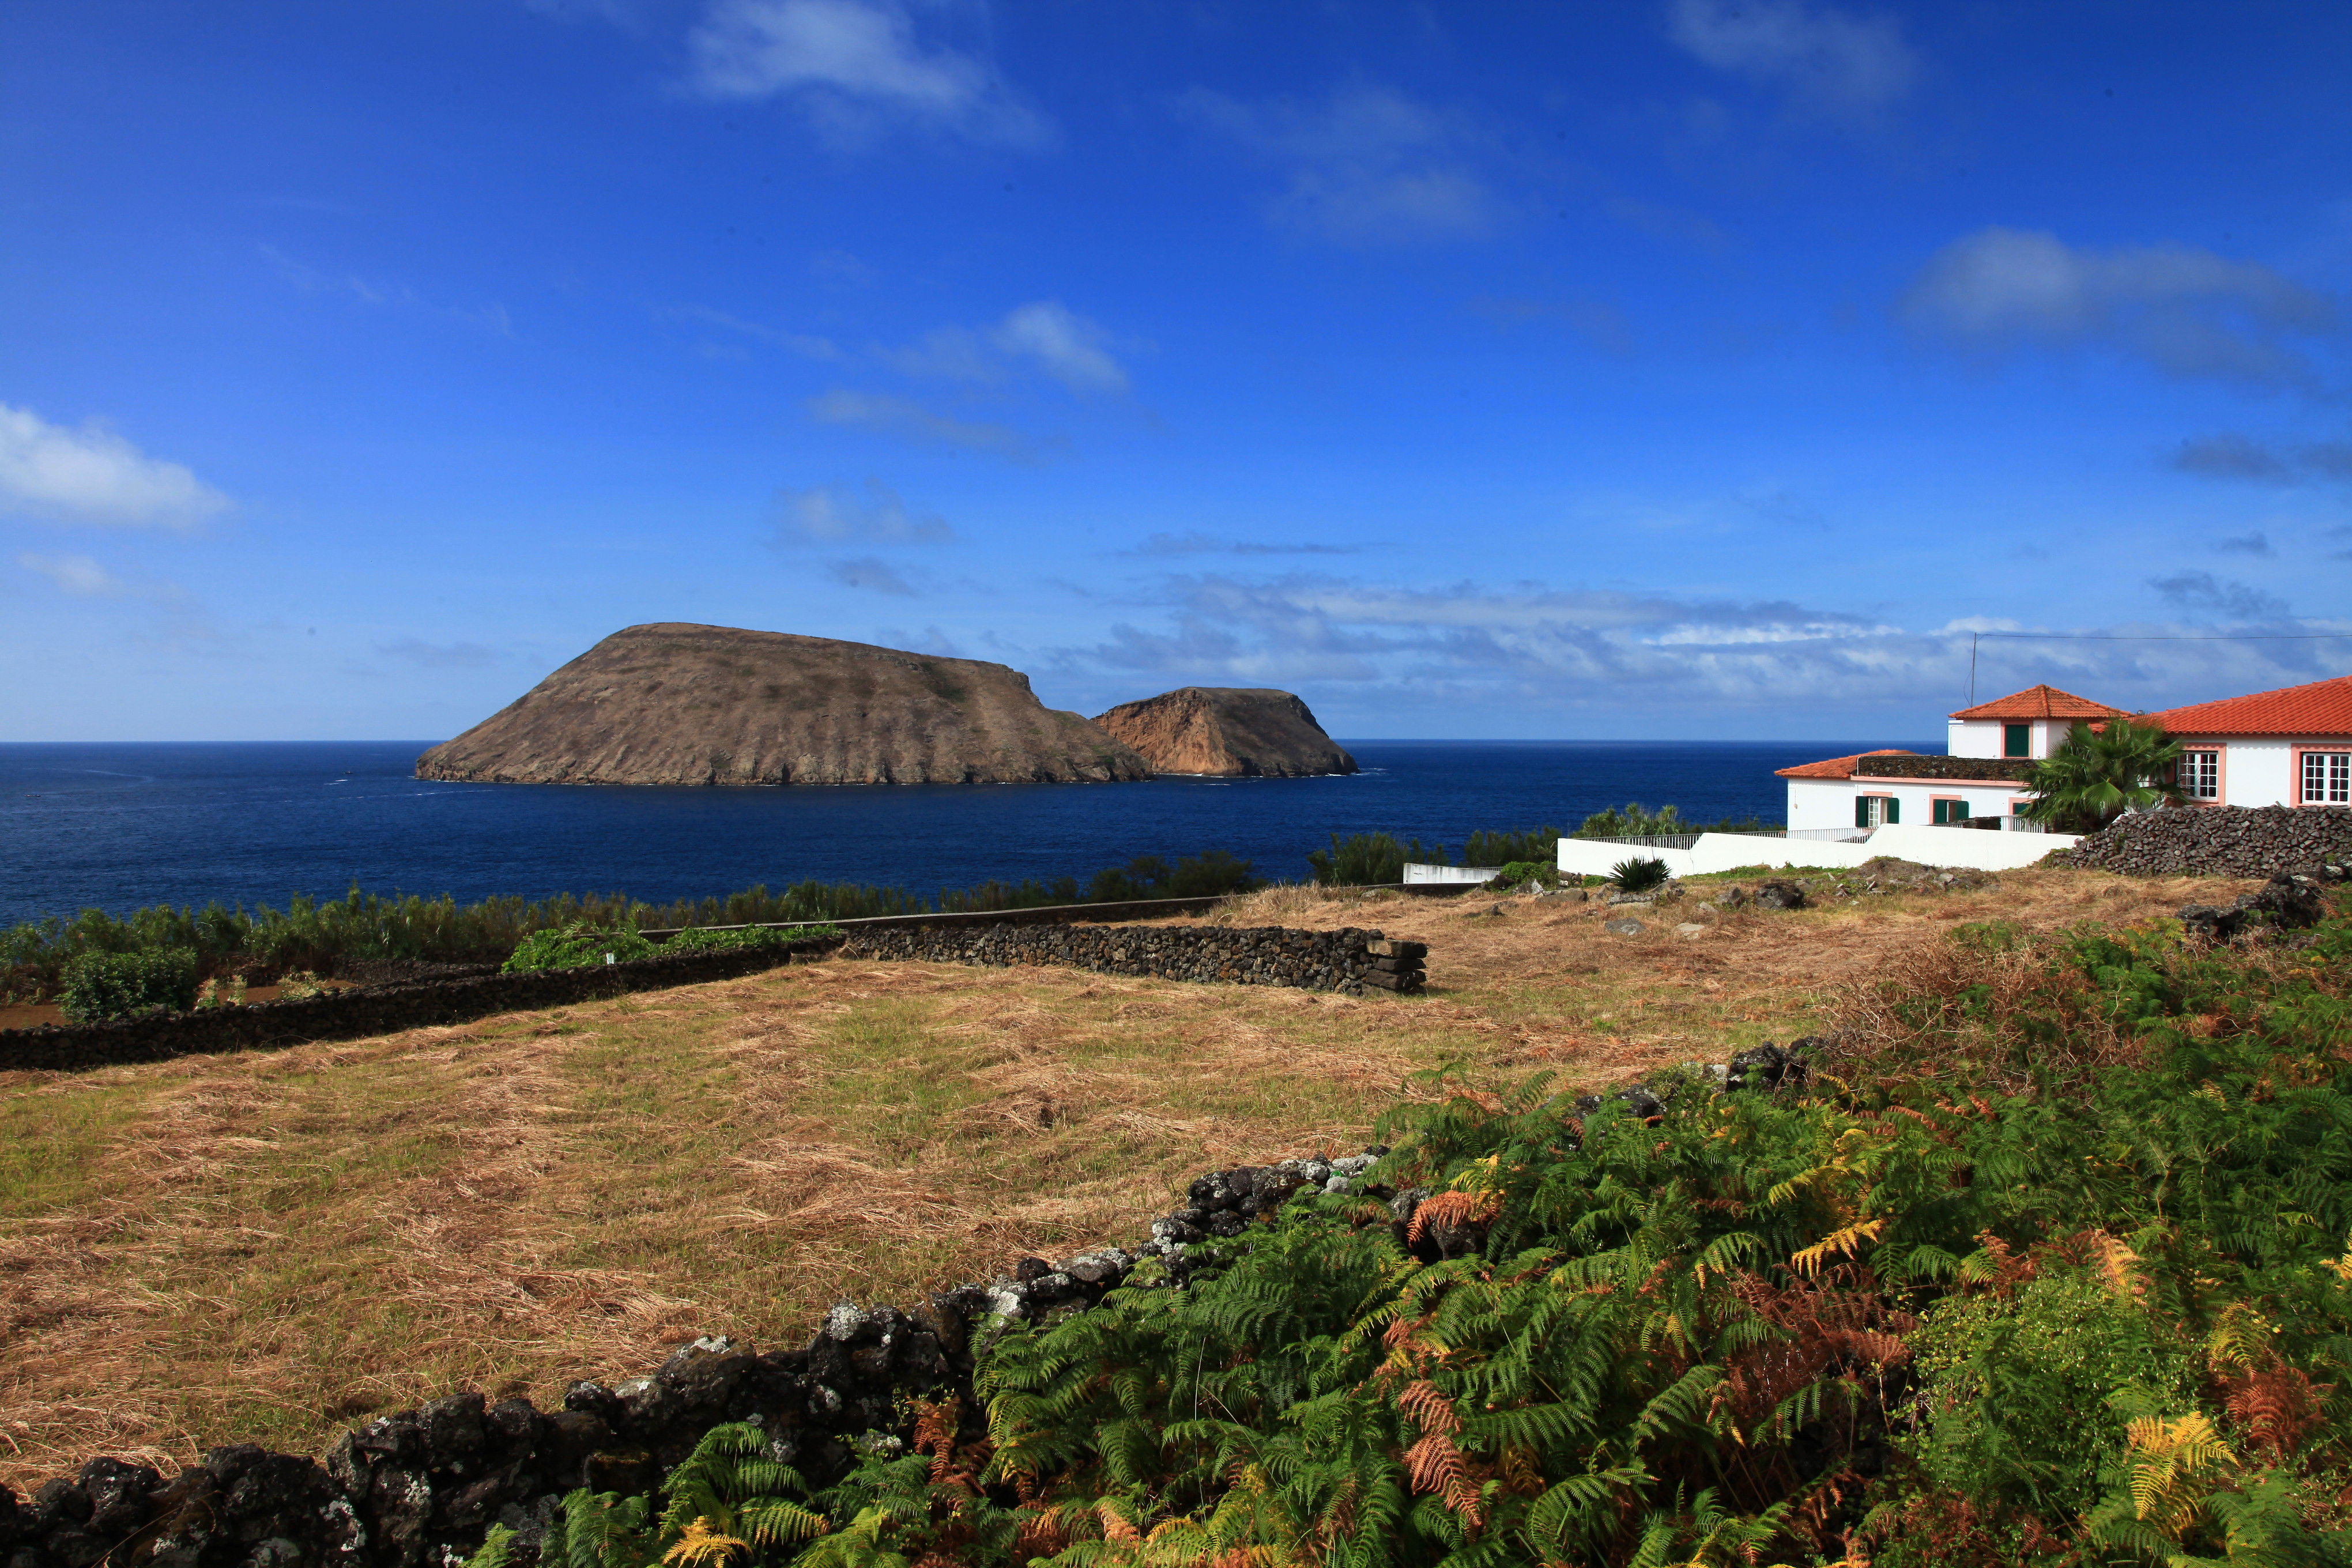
[
  {"xmin": 2148, "ymin": 673, "xmax": 2352, "ymax": 737},
  {"xmin": 1949, "ymin": 684, "xmax": 2127, "ymax": 721},
  {"xmin": 1774, "ymin": 749, "xmax": 1916, "ymax": 780}
]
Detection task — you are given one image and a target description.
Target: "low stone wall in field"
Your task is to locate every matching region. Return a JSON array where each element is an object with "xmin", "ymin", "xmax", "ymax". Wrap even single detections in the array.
[
  {"xmin": 2067, "ymin": 804, "xmax": 2352, "ymax": 877},
  {"xmin": 839, "ymin": 921, "xmax": 1427, "ymax": 994},
  {"xmin": 0, "ymin": 940, "xmax": 839, "ymax": 1074}
]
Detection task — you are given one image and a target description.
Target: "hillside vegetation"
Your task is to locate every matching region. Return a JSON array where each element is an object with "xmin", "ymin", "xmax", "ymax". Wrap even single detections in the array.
[{"xmin": 8, "ymin": 868, "xmax": 2335, "ymax": 1567}]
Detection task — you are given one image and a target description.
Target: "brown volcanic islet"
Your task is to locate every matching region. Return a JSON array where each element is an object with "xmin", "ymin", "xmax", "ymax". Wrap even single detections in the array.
[
  {"xmin": 1092, "ymin": 687, "xmax": 1358, "ymax": 778},
  {"xmin": 415, "ymin": 623, "xmax": 1151, "ymax": 786}
]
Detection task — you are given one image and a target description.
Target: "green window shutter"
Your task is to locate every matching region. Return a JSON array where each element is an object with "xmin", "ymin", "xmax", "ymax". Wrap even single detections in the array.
[
  {"xmin": 1955, "ymin": 800, "xmax": 1970, "ymax": 821},
  {"xmin": 1885, "ymin": 796, "xmax": 1899, "ymax": 824},
  {"xmin": 2005, "ymin": 723, "xmax": 2029, "ymax": 758},
  {"xmin": 1856, "ymin": 796, "xmax": 1869, "ymax": 828}
]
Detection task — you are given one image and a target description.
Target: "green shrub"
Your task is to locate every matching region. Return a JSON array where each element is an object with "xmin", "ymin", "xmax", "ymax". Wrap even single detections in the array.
[
  {"xmin": 500, "ymin": 924, "xmax": 657, "ymax": 974},
  {"xmin": 1306, "ymin": 831, "xmax": 1442, "ymax": 885},
  {"xmin": 1494, "ymin": 858, "xmax": 1557, "ymax": 888},
  {"xmin": 58, "ymin": 948, "xmax": 200, "ymax": 1022},
  {"xmin": 657, "ymin": 924, "xmax": 840, "ymax": 954},
  {"xmin": 1464, "ymin": 826, "xmax": 1562, "ymax": 866}
]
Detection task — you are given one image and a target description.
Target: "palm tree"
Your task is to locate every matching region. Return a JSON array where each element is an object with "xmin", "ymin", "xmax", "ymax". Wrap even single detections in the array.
[{"xmin": 2018, "ymin": 715, "xmax": 2184, "ymax": 832}]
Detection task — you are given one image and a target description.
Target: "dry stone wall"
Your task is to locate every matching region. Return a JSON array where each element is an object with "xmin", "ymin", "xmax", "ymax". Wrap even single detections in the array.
[
  {"xmin": 0, "ymin": 941, "xmax": 838, "ymax": 1074},
  {"xmin": 2067, "ymin": 805, "xmax": 2352, "ymax": 877},
  {"xmin": 838, "ymin": 922, "xmax": 1424, "ymax": 994}
]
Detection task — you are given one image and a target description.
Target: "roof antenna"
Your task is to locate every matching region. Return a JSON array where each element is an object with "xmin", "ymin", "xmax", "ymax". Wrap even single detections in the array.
[{"xmin": 1968, "ymin": 632, "xmax": 1978, "ymax": 706}]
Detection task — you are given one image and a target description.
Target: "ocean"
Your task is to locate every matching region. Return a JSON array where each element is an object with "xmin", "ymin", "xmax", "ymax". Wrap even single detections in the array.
[{"xmin": 0, "ymin": 739, "xmax": 1934, "ymax": 927}]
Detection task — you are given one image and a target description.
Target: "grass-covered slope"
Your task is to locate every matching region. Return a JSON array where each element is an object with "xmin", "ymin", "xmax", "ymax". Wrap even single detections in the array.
[{"xmin": 549, "ymin": 902, "xmax": 2352, "ymax": 1568}]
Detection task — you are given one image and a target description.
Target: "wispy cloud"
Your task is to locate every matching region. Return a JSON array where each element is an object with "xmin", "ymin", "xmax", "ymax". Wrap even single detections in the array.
[
  {"xmin": 16, "ymin": 552, "xmax": 136, "ymax": 597},
  {"xmin": 261, "ymin": 244, "xmax": 515, "ymax": 337},
  {"xmin": 876, "ymin": 301, "xmax": 1132, "ymax": 395},
  {"xmin": 775, "ymin": 477, "xmax": 952, "ymax": 545},
  {"xmin": 1178, "ymin": 82, "xmax": 1499, "ymax": 244},
  {"xmin": 2215, "ymin": 532, "xmax": 2274, "ymax": 557},
  {"xmin": 0, "ymin": 405, "xmax": 229, "ymax": 529},
  {"xmin": 2172, "ymin": 432, "xmax": 2352, "ymax": 481},
  {"xmin": 821, "ymin": 555, "xmax": 918, "ymax": 594},
  {"xmin": 661, "ymin": 304, "xmax": 845, "ymax": 361},
  {"xmin": 2148, "ymin": 570, "xmax": 2290, "ymax": 621},
  {"xmin": 1901, "ymin": 228, "xmax": 2340, "ymax": 390},
  {"xmin": 1131, "ymin": 532, "xmax": 1365, "ymax": 558},
  {"xmin": 377, "ymin": 637, "xmax": 499, "ymax": 668},
  {"xmin": 1669, "ymin": 0, "xmax": 1917, "ymax": 114},
  {"xmin": 685, "ymin": 0, "xmax": 1047, "ymax": 146},
  {"xmin": 1043, "ymin": 571, "xmax": 2352, "ymax": 719},
  {"xmin": 804, "ymin": 389, "xmax": 1047, "ymax": 462}
]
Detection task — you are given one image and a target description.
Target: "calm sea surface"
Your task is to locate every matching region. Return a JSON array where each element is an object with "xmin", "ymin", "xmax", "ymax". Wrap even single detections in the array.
[{"xmin": 0, "ymin": 740, "xmax": 1935, "ymax": 926}]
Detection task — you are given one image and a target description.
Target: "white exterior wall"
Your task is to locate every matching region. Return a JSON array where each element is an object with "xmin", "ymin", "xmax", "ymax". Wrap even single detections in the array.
[
  {"xmin": 1947, "ymin": 717, "xmax": 2075, "ymax": 760},
  {"xmin": 1785, "ymin": 776, "xmax": 1862, "ymax": 834},
  {"xmin": 1558, "ymin": 822, "xmax": 2078, "ymax": 881},
  {"xmin": 1402, "ymin": 862, "xmax": 1504, "ymax": 885},
  {"xmin": 2182, "ymin": 736, "xmax": 2294, "ymax": 808}
]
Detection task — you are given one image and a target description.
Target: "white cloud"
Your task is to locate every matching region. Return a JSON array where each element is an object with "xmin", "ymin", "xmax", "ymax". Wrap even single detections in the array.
[
  {"xmin": 2172, "ymin": 432, "xmax": 2352, "ymax": 481},
  {"xmin": 1669, "ymin": 0, "xmax": 1916, "ymax": 112},
  {"xmin": 1902, "ymin": 228, "xmax": 2340, "ymax": 389},
  {"xmin": 0, "ymin": 405, "xmax": 229, "ymax": 529},
  {"xmin": 1043, "ymin": 570, "xmax": 2352, "ymax": 719},
  {"xmin": 804, "ymin": 389, "xmax": 1047, "ymax": 462},
  {"xmin": 1180, "ymin": 83, "xmax": 1500, "ymax": 244},
  {"xmin": 990, "ymin": 302, "xmax": 1129, "ymax": 394},
  {"xmin": 2147, "ymin": 571, "xmax": 2291, "ymax": 622},
  {"xmin": 686, "ymin": 0, "xmax": 1046, "ymax": 145},
  {"xmin": 775, "ymin": 477, "xmax": 952, "ymax": 545},
  {"xmin": 16, "ymin": 552, "xmax": 133, "ymax": 597},
  {"xmin": 875, "ymin": 301, "xmax": 1132, "ymax": 394}
]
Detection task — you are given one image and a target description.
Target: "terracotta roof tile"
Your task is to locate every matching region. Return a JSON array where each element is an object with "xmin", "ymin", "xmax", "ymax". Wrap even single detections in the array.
[
  {"xmin": 1949, "ymin": 684, "xmax": 2128, "ymax": 721},
  {"xmin": 2149, "ymin": 673, "xmax": 2352, "ymax": 737},
  {"xmin": 1774, "ymin": 749, "xmax": 1916, "ymax": 780}
]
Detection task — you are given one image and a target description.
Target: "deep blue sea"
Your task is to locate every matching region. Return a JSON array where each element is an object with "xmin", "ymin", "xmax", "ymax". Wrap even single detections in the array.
[{"xmin": 0, "ymin": 740, "xmax": 1936, "ymax": 926}]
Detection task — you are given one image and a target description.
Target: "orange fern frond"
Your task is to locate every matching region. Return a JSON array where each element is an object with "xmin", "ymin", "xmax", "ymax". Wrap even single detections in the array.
[
  {"xmin": 1408, "ymin": 1189, "xmax": 1501, "ymax": 1245},
  {"xmin": 1094, "ymin": 1501, "xmax": 1141, "ymax": 1544},
  {"xmin": 1396, "ymin": 1379, "xmax": 1461, "ymax": 1437},
  {"xmin": 2223, "ymin": 1366, "xmax": 2331, "ymax": 1462}
]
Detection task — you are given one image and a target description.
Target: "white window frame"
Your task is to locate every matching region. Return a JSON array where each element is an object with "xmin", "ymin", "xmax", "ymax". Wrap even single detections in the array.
[
  {"xmin": 2181, "ymin": 748, "xmax": 2221, "ymax": 801},
  {"xmin": 2304, "ymin": 749, "xmax": 2351, "ymax": 805}
]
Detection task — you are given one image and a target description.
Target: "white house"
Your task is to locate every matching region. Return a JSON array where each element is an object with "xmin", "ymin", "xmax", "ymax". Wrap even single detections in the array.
[
  {"xmin": 1778, "ymin": 684, "xmax": 2126, "ymax": 835},
  {"xmin": 2143, "ymin": 672, "xmax": 2352, "ymax": 808}
]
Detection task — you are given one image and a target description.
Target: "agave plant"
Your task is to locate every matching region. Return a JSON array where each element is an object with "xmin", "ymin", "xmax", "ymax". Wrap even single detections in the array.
[{"xmin": 1605, "ymin": 855, "xmax": 1671, "ymax": 894}]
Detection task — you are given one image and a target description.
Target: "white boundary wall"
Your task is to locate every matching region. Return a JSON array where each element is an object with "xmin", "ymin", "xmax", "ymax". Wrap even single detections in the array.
[
  {"xmin": 1403, "ymin": 862, "xmax": 1506, "ymax": 885},
  {"xmin": 1556, "ymin": 823, "xmax": 2079, "ymax": 880}
]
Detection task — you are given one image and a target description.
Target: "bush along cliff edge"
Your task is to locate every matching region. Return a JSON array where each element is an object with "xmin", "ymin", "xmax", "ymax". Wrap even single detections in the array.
[{"xmin": 8, "ymin": 888, "xmax": 2351, "ymax": 1568}]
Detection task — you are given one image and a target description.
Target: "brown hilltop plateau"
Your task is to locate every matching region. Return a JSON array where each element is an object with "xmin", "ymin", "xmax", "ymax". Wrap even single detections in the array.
[
  {"xmin": 414, "ymin": 623, "xmax": 1151, "ymax": 786},
  {"xmin": 1093, "ymin": 686, "xmax": 1358, "ymax": 777}
]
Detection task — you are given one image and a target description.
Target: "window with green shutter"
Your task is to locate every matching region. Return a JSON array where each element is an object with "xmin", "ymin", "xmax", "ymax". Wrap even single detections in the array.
[{"xmin": 2004, "ymin": 723, "xmax": 2030, "ymax": 758}]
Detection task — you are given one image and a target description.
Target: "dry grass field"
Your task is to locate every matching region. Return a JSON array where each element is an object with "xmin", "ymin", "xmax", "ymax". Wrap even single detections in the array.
[{"xmin": 0, "ymin": 866, "xmax": 2242, "ymax": 1491}]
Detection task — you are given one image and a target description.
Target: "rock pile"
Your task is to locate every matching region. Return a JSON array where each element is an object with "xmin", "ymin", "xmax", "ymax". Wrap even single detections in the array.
[
  {"xmin": 839, "ymin": 922, "xmax": 1411, "ymax": 995},
  {"xmin": 2068, "ymin": 805, "xmax": 2352, "ymax": 878},
  {"xmin": 2177, "ymin": 870, "xmax": 2340, "ymax": 942}
]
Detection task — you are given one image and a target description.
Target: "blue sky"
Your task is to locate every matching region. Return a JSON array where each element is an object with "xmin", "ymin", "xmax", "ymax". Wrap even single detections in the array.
[{"xmin": 3, "ymin": 0, "xmax": 2350, "ymax": 742}]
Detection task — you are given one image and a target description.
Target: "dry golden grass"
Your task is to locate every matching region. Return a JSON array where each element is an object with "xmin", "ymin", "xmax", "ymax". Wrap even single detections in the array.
[{"xmin": 0, "ymin": 865, "xmax": 2243, "ymax": 1487}]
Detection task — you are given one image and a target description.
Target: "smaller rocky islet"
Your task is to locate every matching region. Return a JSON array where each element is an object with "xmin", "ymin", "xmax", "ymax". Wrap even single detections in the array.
[{"xmin": 1090, "ymin": 686, "xmax": 1357, "ymax": 778}]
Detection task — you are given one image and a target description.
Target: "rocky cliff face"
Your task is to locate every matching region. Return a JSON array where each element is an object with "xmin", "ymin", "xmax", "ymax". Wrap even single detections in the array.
[
  {"xmin": 416, "ymin": 624, "xmax": 1151, "ymax": 786},
  {"xmin": 1091, "ymin": 687, "xmax": 1357, "ymax": 778}
]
